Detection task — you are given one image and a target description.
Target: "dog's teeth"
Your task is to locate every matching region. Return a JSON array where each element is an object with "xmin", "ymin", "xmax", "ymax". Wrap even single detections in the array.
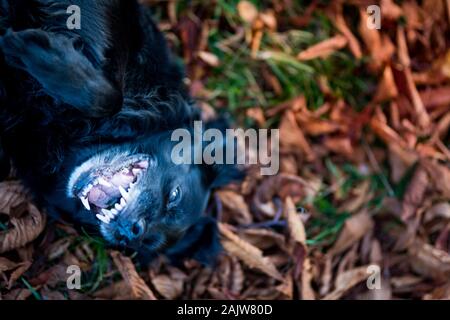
[
  {"xmin": 87, "ymin": 183, "xmax": 93, "ymax": 190},
  {"xmin": 119, "ymin": 186, "xmax": 129, "ymax": 200},
  {"xmin": 98, "ymin": 177, "xmax": 112, "ymax": 187},
  {"xmin": 96, "ymin": 214, "xmax": 110, "ymax": 224},
  {"xmin": 101, "ymin": 209, "xmax": 114, "ymax": 219},
  {"xmin": 120, "ymin": 198, "xmax": 126, "ymax": 207},
  {"xmin": 121, "ymin": 168, "xmax": 130, "ymax": 174},
  {"xmin": 80, "ymin": 197, "xmax": 90, "ymax": 210},
  {"xmin": 132, "ymin": 168, "xmax": 141, "ymax": 176},
  {"xmin": 111, "ymin": 208, "xmax": 118, "ymax": 215},
  {"xmin": 93, "ymin": 179, "xmax": 99, "ymax": 186},
  {"xmin": 115, "ymin": 203, "xmax": 122, "ymax": 211}
]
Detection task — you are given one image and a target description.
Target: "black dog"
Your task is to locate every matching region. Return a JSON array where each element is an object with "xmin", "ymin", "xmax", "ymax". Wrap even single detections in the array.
[{"xmin": 0, "ymin": 0, "xmax": 242, "ymax": 264}]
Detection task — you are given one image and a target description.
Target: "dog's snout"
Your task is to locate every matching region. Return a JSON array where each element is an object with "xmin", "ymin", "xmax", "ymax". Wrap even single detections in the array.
[{"xmin": 113, "ymin": 218, "xmax": 146, "ymax": 245}]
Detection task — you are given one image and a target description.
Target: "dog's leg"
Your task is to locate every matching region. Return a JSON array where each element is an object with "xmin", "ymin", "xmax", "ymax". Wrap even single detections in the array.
[
  {"xmin": 164, "ymin": 216, "xmax": 222, "ymax": 266},
  {"xmin": 0, "ymin": 28, "xmax": 122, "ymax": 117}
]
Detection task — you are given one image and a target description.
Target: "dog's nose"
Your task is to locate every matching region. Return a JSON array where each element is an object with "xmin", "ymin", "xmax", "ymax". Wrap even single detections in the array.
[{"xmin": 113, "ymin": 218, "xmax": 146, "ymax": 245}]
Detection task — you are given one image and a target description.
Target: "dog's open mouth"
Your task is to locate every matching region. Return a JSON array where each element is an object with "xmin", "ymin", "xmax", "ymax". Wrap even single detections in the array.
[{"xmin": 68, "ymin": 153, "xmax": 150, "ymax": 224}]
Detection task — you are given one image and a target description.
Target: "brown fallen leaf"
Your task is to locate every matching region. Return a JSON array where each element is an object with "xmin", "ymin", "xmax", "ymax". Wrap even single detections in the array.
[
  {"xmin": 219, "ymin": 223, "xmax": 283, "ymax": 281},
  {"xmin": 216, "ymin": 190, "xmax": 253, "ymax": 224},
  {"xmin": 328, "ymin": 210, "xmax": 374, "ymax": 256},
  {"xmin": 322, "ymin": 266, "xmax": 370, "ymax": 300},
  {"xmin": 374, "ymin": 65, "xmax": 398, "ymax": 102},
  {"xmin": 401, "ymin": 165, "xmax": 429, "ymax": 220},
  {"xmin": 424, "ymin": 202, "xmax": 450, "ymax": 222},
  {"xmin": 381, "ymin": 0, "xmax": 403, "ymax": 20},
  {"xmin": 239, "ymin": 228, "xmax": 286, "ymax": 250},
  {"xmin": 0, "ymin": 202, "xmax": 46, "ymax": 254},
  {"xmin": 252, "ymin": 173, "xmax": 307, "ymax": 217},
  {"xmin": 110, "ymin": 251, "xmax": 156, "ymax": 300},
  {"xmin": 198, "ymin": 51, "xmax": 220, "ymax": 67},
  {"xmin": 330, "ymin": 4, "xmax": 362, "ymax": 58},
  {"xmin": 94, "ymin": 280, "xmax": 132, "ymax": 300},
  {"xmin": 358, "ymin": 9, "xmax": 394, "ymax": 71},
  {"xmin": 408, "ymin": 240, "xmax": 450, "ymax": 281},
  {"xmin": 0, "ymin": 181, "xmax": 32, "ymax": 214},
  {"xmin": 420, "ymin": 86, "xmax": 450, "ymax": 110},
  {"xmin": 151, "ymin": 273, "xmax": 184, "ymax": 299},
  {"xmin": 285, "ymin": 197, "xmax": 306, "ymax": 245},
  {"xmin": 0, "ymin": 257, "xmax": 19, "ymax": 273},
  {"xmin": 300, "ymin": 119, "xmax": 341, "ymax": 136},
  {"xmin": 279, "ymin": 110, "xmax": 316, "ymax": 161},
  {"xmin": 421, "ymin": 159, "xmax": 450, "ymax": 198},
  {"xmin": 338, "ymin": 180, "xmax": 372, "ymax": 214},
  {"xmin": 284, "ymin": 197, "xmax": 314, "ymax": 299},
  {"xmin": 237, "ymin": 1, "xmax": 259, "ymax": 24},
  {"xmin": 2, "ymin": 288, "xmax": 33, "ymax": 300},
  {"xmin": 297, "ymin": 35, "xmax": 347, "ymax": 61},
  {"xmin": 229, "ymin": 257, "xmax": 244, "ymax": 295},
  {"xmin": 396, "ymin": 27, "xmax": 431, "ymax": 129},
  {"xmin": 7, "ymin": 261, "xmax": 31, "ymax": 289}
]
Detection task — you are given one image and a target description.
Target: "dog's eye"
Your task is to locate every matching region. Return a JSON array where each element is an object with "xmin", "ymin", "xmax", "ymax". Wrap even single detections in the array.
[{"xmin": 168, "ymin": 186, "xmax": 181, "ymax": 205}]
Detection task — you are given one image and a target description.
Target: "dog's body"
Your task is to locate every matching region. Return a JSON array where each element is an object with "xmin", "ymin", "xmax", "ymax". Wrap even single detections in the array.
[{"xmin": 0, "ymin": 0, "xmax": 241, "ymax": 264}]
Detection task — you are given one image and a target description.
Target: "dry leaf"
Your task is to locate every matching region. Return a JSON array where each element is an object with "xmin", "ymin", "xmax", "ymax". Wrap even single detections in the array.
[
  {"xmin": 328, "ymin": 211, "xmax": 374, "ymax": 256},
  {"xmin": 198, "ymin": 51, "xmax": 220, "ymax": 67},
  {"xmin": 219, "ymin": 223, "xmax": 283, "ymax": 281},
  {"xmin": 279, "ymin": 110, "xmax": 315, "ymax": 161},
  {"xmin": 297, "ymin": 35, "xmax": 347, "ymax": 61},
  {"xmin": 0, "ymin": 181, "xmax": 32, "ymax": 214},
  {"xmin": 110, "ymin": 251, "xmax": 156, "ymax": 300},
  {"xmin": 237, "ymin": 1, "xmax": 258, "ymax": 24},
  {"xmin": 285, "ymin": 197, "xmax": 306, "ymax": 245},
  {"xmin": 0, "ymin": 203, "xmax": 46, "ymax": 254},
  {"xmin": 408, "ymin": 240, "xmax": 450, "ymax": 281},
  {"xmin": 401, "ymin": 165, "xmax": 429, "ymax": 220},
  {"xmin": 323, "ymin": 266, "xmax": 370, "ymax": 300},
  {"xmin": 421, "ymin": 159, "xmax": 450, "ymax": 198},
  {"xmin": 216, "ymin": 190, "xmax": 253, "ymax": 224},
  {"xmin": 152, "ymin": 274, "xmax": 184, "ymax": 299}
]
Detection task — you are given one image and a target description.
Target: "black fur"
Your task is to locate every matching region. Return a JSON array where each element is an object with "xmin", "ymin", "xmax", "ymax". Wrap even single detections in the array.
[{"xmin": 0, "ymin": 0, "xmax": 242, "ymax": 264}]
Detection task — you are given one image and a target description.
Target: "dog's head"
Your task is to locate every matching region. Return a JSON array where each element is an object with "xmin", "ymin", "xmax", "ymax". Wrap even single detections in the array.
[{"xmin": 59, "ymin": 124, "xmax": 242, "ymax": 253}]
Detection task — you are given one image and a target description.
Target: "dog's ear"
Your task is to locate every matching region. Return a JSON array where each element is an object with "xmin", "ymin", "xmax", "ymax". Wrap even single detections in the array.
[
  {"xmin": 202, "ymin": 116, "xmax": 245, "ymax": 188},
  {"xmin": 0, "ymin": 29, "xmax": 122, "ymax": 117}
]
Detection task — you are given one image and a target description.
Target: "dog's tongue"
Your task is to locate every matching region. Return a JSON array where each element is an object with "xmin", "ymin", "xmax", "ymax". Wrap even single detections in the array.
[
  {"xmin": 88, "ymin": 187, "xmax": 114, "ymax": 208},
  {"xmin": 87, "ymin": 171, "xmax": 135, "ymax": 208}
]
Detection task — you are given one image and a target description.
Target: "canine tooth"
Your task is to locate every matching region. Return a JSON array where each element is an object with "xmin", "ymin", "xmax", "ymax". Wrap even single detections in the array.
[
  {"xmin": 120, "ymin": 198, "xmax": 126, "ymax": 207},
  {"xmin": 98, "ymin": 177, "xmax": 112, "ymax": 187},
  {"xmin": 111, "ymin": 208, "xmax": 118, "ymax": 215},
  {"xmin": 115, "ymin": 203, "xmax": 123, "ymax": 211},
  {"xmin": 93, "ymin": 179, "xmax": 99, "ymax": 185},
  {"xmin": 119, "ymin": 186, "xmax": 129, "ymax": 200},
  {"xmin": 80, "ymin": 197, "xmax": 90, "ymax": 210},
  {"xmin": 132, "ymin": 168, "xmax": 141, "ymax": 176},
  {"xmin": 96, "ymin": 214, "xmax": 110, "ymax": 224},
  {"xmin": 101, "ymin": 209, "xmax": 114, "ymax": 219}
]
